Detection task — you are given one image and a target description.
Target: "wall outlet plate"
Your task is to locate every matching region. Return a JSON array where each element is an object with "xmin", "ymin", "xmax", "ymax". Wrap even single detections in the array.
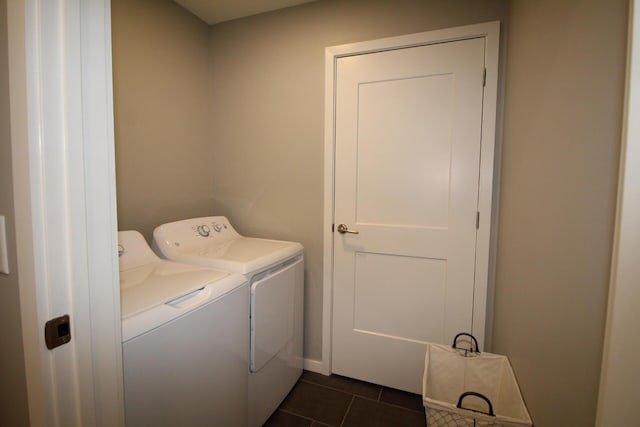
[{"xmin": 0, "ymin": 216, "xmax": 9, "ymax": 275}]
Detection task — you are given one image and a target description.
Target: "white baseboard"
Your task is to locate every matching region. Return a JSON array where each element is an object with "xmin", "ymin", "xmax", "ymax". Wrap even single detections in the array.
[{"xmin": 303, "ymin": 358, "xmax": 329, "ymax": 375}]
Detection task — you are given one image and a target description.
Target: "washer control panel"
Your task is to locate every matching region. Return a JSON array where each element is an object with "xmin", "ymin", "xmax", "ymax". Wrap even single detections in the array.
[
  {"xmin": 154, "ymin": 216, "xmax": 242, "ymax": 259},
  {"xmin": 189, "ymin": 217, "xmax": 231, "ymax": 239}
]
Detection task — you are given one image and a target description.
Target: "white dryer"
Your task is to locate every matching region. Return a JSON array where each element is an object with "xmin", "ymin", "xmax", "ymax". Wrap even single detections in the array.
[
  {"xmin": 118, "ymin": 230, "xmax": 249, "ymax": 427},
  {"xmin": 152, "ymin": 216, "xmax": 304, "ymax": 427}
]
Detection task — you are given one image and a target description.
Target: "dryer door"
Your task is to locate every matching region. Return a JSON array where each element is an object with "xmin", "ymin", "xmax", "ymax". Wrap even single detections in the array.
[{"xmin": 250, "ymin": 258, "xmax": 303, "ymax": 372}]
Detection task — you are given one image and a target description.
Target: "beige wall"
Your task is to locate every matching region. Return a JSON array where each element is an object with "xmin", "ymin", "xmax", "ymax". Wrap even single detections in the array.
[
  {"xmin": 207, "ymin": 0, "xmax": 509, "ymax": 368},
  {"xmin": 112, "ymin": 0, "xmax": 628, "ymax": 424},
  {"xmin": 112, "ymin": 0, "xmax": 216, "ymax": 240},
  {"xmin": 494, "ymin": 0, "xmax": 627, "ymax": 425},
  {"xmin": 0, "ymin": 0, "xmax": 30, "ymax": 425}
]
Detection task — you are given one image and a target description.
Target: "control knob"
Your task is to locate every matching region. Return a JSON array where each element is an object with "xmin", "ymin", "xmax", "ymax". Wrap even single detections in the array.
[
  {"xmin": 213, "ymin": 223, "xmax": 223, "ymax": 232},
  {"xmin": 196, "ymin": 225, "xmax": 210, "ymax": 237}
]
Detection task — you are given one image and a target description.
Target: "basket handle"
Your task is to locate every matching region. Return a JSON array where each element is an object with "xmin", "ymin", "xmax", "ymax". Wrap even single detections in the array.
[
  {"xmin": 456, "ymin": 391, "xmax": 495, "ymax": 417},
  {"xmin": 452, "ymin": 332, "xmax": 480, "ymax": 353}
]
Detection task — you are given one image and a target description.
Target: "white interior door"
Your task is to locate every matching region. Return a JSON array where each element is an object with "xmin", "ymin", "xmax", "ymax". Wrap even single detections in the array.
[{"xmin": 332, "ymin": 37, "xmax": 487, "ymax": 393}]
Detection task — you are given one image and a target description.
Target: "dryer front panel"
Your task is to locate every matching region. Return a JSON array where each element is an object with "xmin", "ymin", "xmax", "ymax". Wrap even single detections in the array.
[{"xmin": 250, "ymin": 258, "xmax": 304, "ymax": 373}]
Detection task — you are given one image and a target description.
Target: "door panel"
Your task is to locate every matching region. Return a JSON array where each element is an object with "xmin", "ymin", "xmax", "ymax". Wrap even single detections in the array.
[
  {"xmin": 332, "ymin": 37, "xmax": 486, "ymax": 393},
  {"xmin": 356, "ymin": 74, "xmax": 454, "ymax": 228},
  {"xmin": 353, "ymin": 253, "xmax": 447, "ymax": 342}
]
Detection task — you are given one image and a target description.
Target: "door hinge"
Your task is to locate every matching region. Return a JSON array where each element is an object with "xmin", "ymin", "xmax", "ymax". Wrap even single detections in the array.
[
  {"xmin": 476, "ymin": 212, "xmax": 480, "ymax": 229},
  {"xmin": 482, "ymin": 68, "xmax": 487, "ymax": 87}
]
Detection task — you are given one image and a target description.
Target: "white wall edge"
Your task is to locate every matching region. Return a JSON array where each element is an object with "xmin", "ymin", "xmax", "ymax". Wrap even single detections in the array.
[
  {"xmin": 596, "ymin": 0, "xmax": 639, "ymax": 424},
  {"xmin": 323, "ymin": 21, "xmax": 502, "ymax": 373}
]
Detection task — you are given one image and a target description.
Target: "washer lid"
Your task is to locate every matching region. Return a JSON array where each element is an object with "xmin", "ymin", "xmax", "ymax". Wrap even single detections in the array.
[
  {"xmin": 119, "ymin": 260, "xmax": 232, "ymax": 319},
  {"xmin": 118, "ymin": 230, "xmax": 239, "ymax": 319}
]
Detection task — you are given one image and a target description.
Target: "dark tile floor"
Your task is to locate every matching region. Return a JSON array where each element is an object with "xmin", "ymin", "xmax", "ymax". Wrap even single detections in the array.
[{"xmin": 264, "ymin": 371, "xmax": 426, "ymax": 427}]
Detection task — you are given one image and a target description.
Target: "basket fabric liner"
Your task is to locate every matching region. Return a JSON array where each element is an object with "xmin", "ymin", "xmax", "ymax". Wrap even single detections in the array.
[{"xmin": 422, "ymin": 343, "xmax": 532, "ymax": 426}]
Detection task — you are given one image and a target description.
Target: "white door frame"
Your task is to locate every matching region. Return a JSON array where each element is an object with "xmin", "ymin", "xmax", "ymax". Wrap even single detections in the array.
[
  {"xmin": 8, "ymin": 0, "xmax": 124, "ymax": 425},
  {"xmin": 321, "ymin": 22, "xmax": 502, "ymax": 375}
]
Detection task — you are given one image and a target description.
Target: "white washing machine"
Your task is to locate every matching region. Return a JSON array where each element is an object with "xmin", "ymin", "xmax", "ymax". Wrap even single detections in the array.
[
  {"xmin": 152, "ymin": 216, "xmax": 304, "ymax": 427},
  {"xmin": 118, "ymin": 230, "xmax": 249, "ymax": 427}
]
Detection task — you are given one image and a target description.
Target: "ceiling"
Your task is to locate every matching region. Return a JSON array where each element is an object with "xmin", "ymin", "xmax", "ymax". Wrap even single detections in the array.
[{"xmin": 174, "ymin": 0, "xmax": 319, "ymax": 25}]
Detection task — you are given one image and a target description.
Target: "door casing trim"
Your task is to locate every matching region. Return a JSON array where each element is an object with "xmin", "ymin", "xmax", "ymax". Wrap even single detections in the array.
[{"xmin": 9, "ymin": 0, "xmax": 124, "ymax": 424}]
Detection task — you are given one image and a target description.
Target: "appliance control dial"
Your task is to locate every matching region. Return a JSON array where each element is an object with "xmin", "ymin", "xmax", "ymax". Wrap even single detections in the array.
[
  {"xmin": 213, "ymin": 223, "xmax": 223, "ymax": 232},
  {"xmin": 196, "ymin": 225, "xmax": 210, "ymax": 237}
]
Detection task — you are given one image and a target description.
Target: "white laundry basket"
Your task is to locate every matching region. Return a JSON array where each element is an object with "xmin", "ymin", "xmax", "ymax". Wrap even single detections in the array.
[{"xmin": 422, "ymin": 333, "xmax": 532, "ymax": 427}]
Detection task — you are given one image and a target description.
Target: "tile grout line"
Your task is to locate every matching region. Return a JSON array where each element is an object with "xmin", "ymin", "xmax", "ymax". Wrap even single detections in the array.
[
  {"xmin": 299, "ymin": 378, "xmax": 381, "ymax": 400},
  {"xmin": 339, "ymin": 395, "xmax": 356, "ymax": 427},
  {"xmin": 301, "ymin": 378, "xmax": 424, "ymax": 414},
  {"xmin": 277, "ymin": 408, "xmax": 319, "ymax": 425},
  {"xmin": 293, "ymin": 374, "xmax": 425, "ymax": 426},
  {"xmin": 373, "ymin": 397, "xmax": 426, "ymax": 414}
]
